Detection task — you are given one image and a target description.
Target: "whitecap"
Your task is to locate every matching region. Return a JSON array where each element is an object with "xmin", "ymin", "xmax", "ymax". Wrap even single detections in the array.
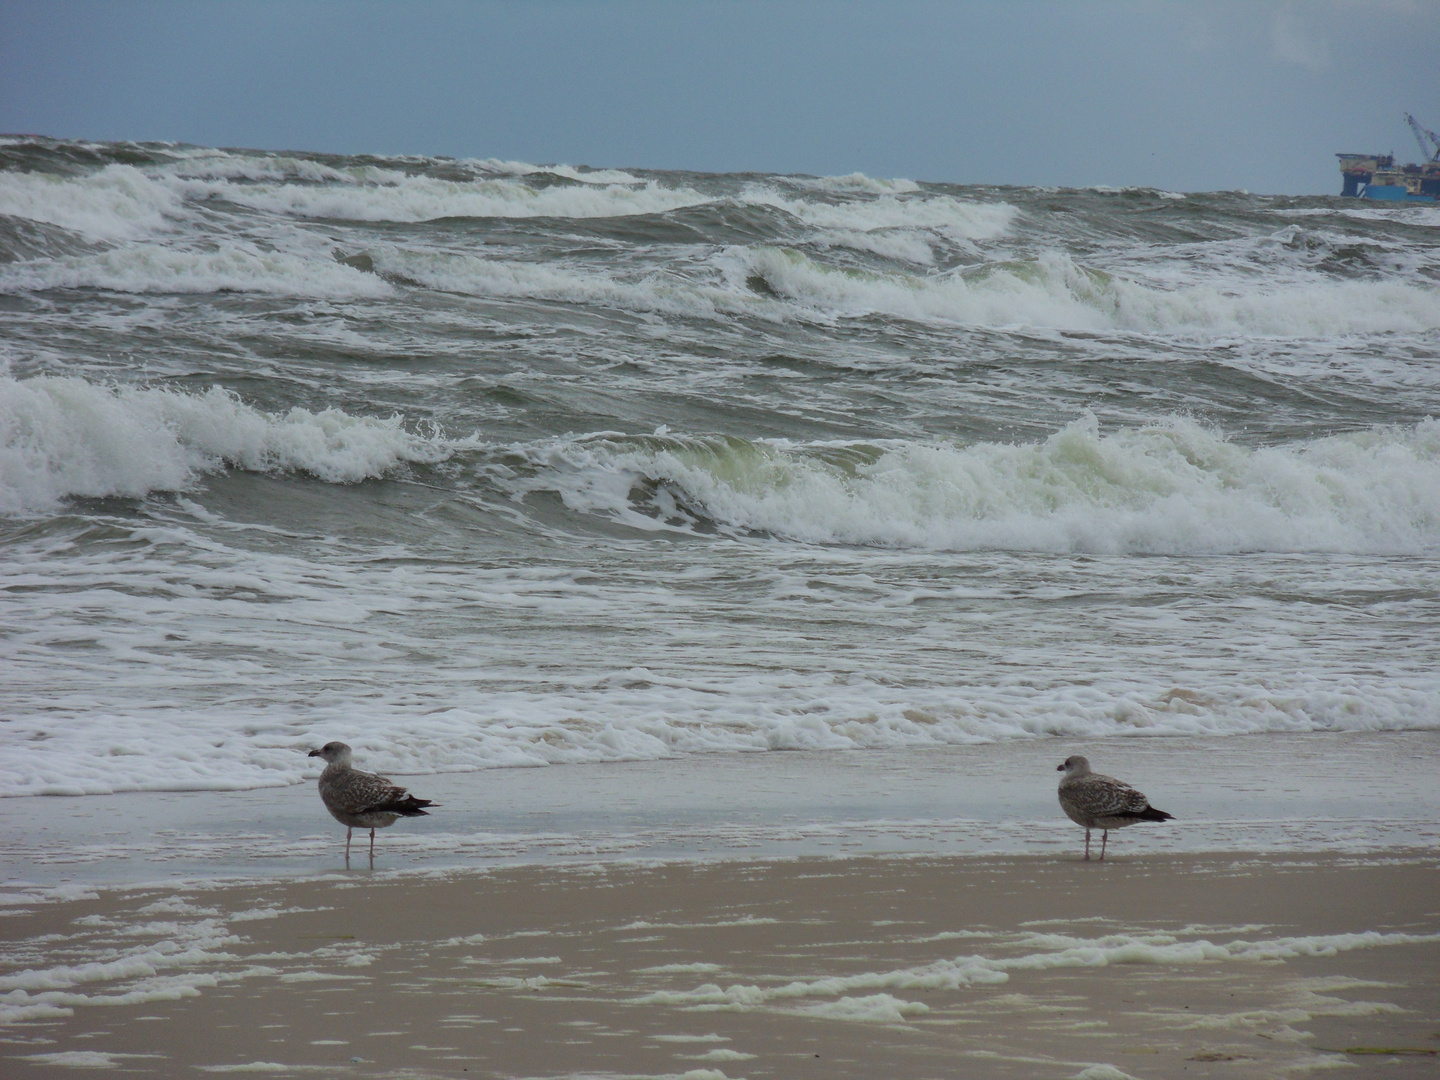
[{"xmin": 0, "ymin": 376, "xmax": 456, "ymax": 513}]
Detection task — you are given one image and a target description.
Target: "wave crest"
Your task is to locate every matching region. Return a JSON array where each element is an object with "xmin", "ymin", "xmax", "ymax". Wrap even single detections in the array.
[
  {"xmin": 513, "ymin": 416, "xmax": 1440, "ymax": 555},
  {"xmin": 0, "ymin": 164, "xmax": 185, "ymax": 242},
  {"xmin": 175, "ymin": 172, "xmax": 713, "ymax": 222},
  {"xmin": 0, "ymin": 377, "xmax": 453, "ymax": 513},
  {"xmin": 0, "ymin": 243, "xmax": 392, "ymax": 298},
  {"xmin": 736, "ymin": 247, "xmax": 1440, "ymax": 335}
]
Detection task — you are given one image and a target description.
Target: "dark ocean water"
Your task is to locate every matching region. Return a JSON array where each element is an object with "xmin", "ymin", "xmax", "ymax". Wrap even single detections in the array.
[{"xmin": 2, "ymin": 137, "xmax": 1438, "ymax": 795}]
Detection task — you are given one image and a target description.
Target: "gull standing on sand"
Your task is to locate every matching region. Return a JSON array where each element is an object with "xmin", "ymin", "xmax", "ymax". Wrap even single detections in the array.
[
  {"xmin": 1057, "ymin": 755, "xmax": 1173, "ymax": 861},
  {"xmin": 308, "ymin": 742, "xmax": 434, "ymax": 862}
]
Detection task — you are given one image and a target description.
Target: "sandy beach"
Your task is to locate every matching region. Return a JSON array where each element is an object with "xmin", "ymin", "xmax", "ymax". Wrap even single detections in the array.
[
  {"xmin": 3, "ymin": 851, "xmax": 1437, "ymax": 1079},
  {"xmin": 4, "ymin": 736, "xmax": 1440, "ymax": 1078}
]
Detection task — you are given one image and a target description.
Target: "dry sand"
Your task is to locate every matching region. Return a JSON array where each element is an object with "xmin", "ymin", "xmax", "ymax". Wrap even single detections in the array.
[{"xmin": 3, "ymin": 852, "xmax": 1438, "ymax": 1079}]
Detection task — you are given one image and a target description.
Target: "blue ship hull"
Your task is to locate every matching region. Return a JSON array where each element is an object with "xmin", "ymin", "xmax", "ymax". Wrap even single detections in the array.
[{"xmin": 1361, "ymin": 184, "xmax": 1439, "ymax": 202}]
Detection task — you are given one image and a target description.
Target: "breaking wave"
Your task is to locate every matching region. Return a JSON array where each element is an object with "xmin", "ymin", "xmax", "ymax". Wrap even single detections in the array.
[
  {"xmin": 0, "ymin": 164, "xmax": 187, "ymax": 242},
  {"xmin": 0, "ymin": 376, "xmax": 454, "ymax": 513},
  {"xmin": 736, "ymin": 247, "xmax": 1440, "ymax": 335},
  {"xmin": 514, "ymin": 415, "xmax": 1440, "ymax": 555},
  {"xmin": 6, "ymin": 139, "xmax": 1440, "ymax": 803},
  {"xmin": 744, "ymin": 186, "xmax": 1016, "ymax": 240},
  {"xmin": 0, "ymin": 243, "xmax": 393, "ymax": 298},
  {"xmin": 179, "ymin": 172, "xmax": 716, "ymax": 222}
]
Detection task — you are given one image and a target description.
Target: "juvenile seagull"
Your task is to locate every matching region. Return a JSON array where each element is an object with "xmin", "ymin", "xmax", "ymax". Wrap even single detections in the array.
[
  {"xmin": 308, "ymin": 742, "xmax": 434, "ymax": 861},
  {"xmin": 1057, "ymin": 755, "xmax": 1173, "ymax": 861}
]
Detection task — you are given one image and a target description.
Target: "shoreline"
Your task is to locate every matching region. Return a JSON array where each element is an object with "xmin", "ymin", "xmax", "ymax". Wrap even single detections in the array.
[
  {"xmin": 4, "ymin": 731, "xmax": 1439, "ymax": 889},
  {"xmin": 3, "ymin": 852, "xmax": 1438, "ymax": 1079},
  {"xmin": 5, "ymin": 733, "xmax": 1437, "ymax": 1077}
]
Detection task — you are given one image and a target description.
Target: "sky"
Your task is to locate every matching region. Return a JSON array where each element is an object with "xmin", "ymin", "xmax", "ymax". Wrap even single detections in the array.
[{"xmin": 2, "ymin": 0, "xmax": 1437, "ymax": 193}]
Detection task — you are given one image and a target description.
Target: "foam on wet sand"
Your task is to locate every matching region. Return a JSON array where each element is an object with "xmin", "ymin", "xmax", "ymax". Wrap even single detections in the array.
[{"xmin": 2, "ymin": 853, "xmax": 1437, "ymax": 1079}]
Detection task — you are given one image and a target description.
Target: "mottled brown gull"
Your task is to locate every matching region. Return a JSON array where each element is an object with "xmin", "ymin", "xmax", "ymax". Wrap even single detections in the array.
[
  {"xmin": 308, "ymin": 742, "xmax": 434, "ymax": 861},
  {"xmin": 1057, "ymin": 755, "xmax": 1173, "ymax": 861}
]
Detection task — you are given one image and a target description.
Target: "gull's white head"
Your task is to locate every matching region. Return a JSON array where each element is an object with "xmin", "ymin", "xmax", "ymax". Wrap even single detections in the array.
[
  {"xmin": 308, "ymin": 741, "xmax": 353, "ymax": 767},
  {"xmin": 1057, "ymin": 755, "xmax": 1092, "ymax": 777}
]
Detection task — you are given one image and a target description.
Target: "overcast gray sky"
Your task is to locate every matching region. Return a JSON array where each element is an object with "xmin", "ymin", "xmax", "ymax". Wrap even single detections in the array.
[{"xmin": 3, "ymin": 1, "xmax": 1437, "ymax": 192}]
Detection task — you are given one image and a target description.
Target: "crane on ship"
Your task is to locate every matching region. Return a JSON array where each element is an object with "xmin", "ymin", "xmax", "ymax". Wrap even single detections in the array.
[{"xmin": 1404, "ymin": 112, "xmax": 1440, "ymax": 163}]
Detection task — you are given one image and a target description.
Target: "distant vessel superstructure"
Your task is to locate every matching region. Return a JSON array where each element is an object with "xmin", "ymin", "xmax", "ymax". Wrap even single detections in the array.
[{"xmin": 1337, "ymin": 112, "xmax": 1440, "ymax": 201}]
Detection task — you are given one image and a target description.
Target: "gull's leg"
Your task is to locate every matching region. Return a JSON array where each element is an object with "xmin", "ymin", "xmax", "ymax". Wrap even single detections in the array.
[
  {"xmin": 369, "ymin": 828, "xmax": 376, "ymax": 859},
  {"xmin": 1083, "ymin": 829, "xmax": 1091, "ymax": 861},
  {"xmin": 1099, "ymin": 830, "xmax": 1109, "ymax": 861},
  {"xmin": 345, "ymin": 828, "xmax": 352, "ymax": 859}
]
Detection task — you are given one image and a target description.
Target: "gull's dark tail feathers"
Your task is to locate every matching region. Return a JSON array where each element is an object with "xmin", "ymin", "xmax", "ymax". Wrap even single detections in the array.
[
  {"xmin": 377, "ymin": 794, "xmax": 435, "ymax": 817},
  {"xmin": 1133, "ymin": 805, "xmax": 1174, "ymax": 823}
]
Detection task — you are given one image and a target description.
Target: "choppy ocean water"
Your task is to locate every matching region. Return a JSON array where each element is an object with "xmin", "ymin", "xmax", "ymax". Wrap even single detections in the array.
[{"xmin": 2, "ymin": 137, "xmax": 1438, "ymax": 798}]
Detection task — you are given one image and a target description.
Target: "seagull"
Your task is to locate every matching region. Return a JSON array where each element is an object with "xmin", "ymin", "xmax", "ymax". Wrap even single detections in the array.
[
  {"xmin": 1056, "ymin": 755, "xmax": 1173, "ymax": 861},
  {"xmin": 308, "ymin": 742, "xmax": 434, "ymax": 862}
]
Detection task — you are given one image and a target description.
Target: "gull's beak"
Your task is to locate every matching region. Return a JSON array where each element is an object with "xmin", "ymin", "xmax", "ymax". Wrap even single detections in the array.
[
  {"xmin": 1056, "ymin": 763, "xmax": 1065, "ymax": 771},
  {"xmin": 307, "ymin": 749, "xmax": 321, "ymax": 758}
]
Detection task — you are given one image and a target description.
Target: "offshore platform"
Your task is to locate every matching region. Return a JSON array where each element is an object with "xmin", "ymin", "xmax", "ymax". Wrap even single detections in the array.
[{"xmin": 1337, "ymin": 113, "xmax": 1440, "ymax": 200}]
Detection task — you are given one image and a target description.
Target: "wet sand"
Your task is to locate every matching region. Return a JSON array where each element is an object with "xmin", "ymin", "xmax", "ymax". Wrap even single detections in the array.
[
  {"xmin": 6, "ymin": 733, "xmax": 1439, "ymax": 885},
  {"xmin": 3, "ymin": 853, "xmax": 1438, "ymax": 1079}
]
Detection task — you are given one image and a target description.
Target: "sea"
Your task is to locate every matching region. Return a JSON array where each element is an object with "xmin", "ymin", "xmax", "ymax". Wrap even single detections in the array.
[{"xmin": 1, "ymin": 137, "xmax": 1438, "ymax": 839}]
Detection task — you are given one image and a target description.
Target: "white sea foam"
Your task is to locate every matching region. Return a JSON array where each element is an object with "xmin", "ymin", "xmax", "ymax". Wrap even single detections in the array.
[
  {"xmin": 157, "ymin": 150, "xmax": 387, "ymax": 186},
  {"xmin": 195, "ymin": 1063, "xmax": 333, "ymax": 1073},
  {"xmin": 470, "ymin": 158, "xmax": 647, "ymax": 186},
  {"xmin": 686, "ymin": 1049, "xmax": 755, "ymax": 1062},
  {"xmin": 0, "ymin": 165, "xmax": 186, "ymax": 242},
  {"xmin": 7, "ymin": 663, "xmax": 1436, "ymax": 798},
  {"xmin": 0, "ymin": 883, "xmax": 100, "ymax": 907},
  {"xmin": 780, "ymin": 172, "xmax": 923, "ymax": 195},
  {"xmin": 728, "ymin": 246, "xmax": 1111, "ymax": 327},
  {"xmin": 1, "ymin": 157, "xmax": 1006, "ymax": 277},
  {"xmin": 735, "ymin": 247, "xmax": 1440, "ymax": 336},
  {"xmin": 0, "ymin": 242, "xmax": 392, "ymax": 298},
  {"xmin": 742, "ymin": 186, "xmax": 1017, "ymax": 241},
  {"xmin": 21, "ymin": 163, "xmax": 1437, "ymax": 339},
  {"xmin": 0, "ymin": 914, "xmax": 240, "ymax": 1024},
  {"xmin": 800, "ymin": 993, "xmax": 930, "ymax": 1022},
  {"xmin": 179, "ymin": 173, "xmax": 713, "ymax": 222},
  {"xmin": 159, "ymin": 149, "xmax": 648, "ymax": 189},
  {"xmin": 0, "ymin": 376, "xmax": 454, "ymax": 513},
  {"xmin": 1072, "ymin": 1068, "xmax": 1141, "ymax": 1080},
  {"xmin": 5, "ymin": 154, "xmax": 1435, "ymax": 342},
  {"xmin": 998, "ymin": 929, "xmax": 1440, "ymax": 968},
  {"xmin": 636, "ymin": 929, "xmax": 1440, "ymax": 1015},
  {"xmin": 1084, "ymin": 185, "xmax": 1187, "ymax": 200},
  {"xmin": 19, "ymin": 1050, "xmax": 135, "ymax": 1067},
  {"xmin": 0, "ymin": 914, "xmax": 237, "ymax": 997},
  {"xmin": 811, "ymin": 228, "xmax": 939, "ymax": 265},
  {"xmin": 375, "ymin": 234, "xmax": 1440, "ymax": 340},
  {"xmin": 3, "ymin": 413, "xmax": 1438, "ymax": 799},
  {"xmin": 515, "ymin": 415, "xmax": 1440, "ymax": 555},
  {"xmin": 1182, "ymin": 974, "xmax": 1410, "ymax": 1034},
  {"xmin": 4, "ymin": 142, "xmax": 1439, "ymax": 809}
]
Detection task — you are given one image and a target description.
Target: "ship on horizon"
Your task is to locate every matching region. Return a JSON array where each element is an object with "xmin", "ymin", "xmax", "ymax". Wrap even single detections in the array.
[{"xmin": 1337, "ymin": 112, "xmax": 1440, "ymax": 201}]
